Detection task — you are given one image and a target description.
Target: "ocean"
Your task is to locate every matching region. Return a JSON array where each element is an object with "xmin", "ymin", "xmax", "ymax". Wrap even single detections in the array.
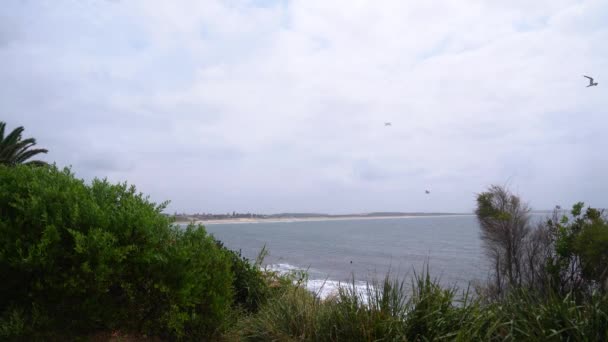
[{"xmin": 198, "ymin": 214, "xmax": 547, "ymax": 298}]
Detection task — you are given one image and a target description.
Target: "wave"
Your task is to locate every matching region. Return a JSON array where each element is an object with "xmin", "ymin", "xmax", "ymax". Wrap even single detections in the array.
[
  {"xmin": 306, "ymin": 279, "xmax": 372, "ymax": 301},
  {"xmin": 266, "ymin": 263, "xmax": 305, "ymax": 274},
  {"xmin": 266, "ymin": 263, "xmax": 372, "ymax": 301}
]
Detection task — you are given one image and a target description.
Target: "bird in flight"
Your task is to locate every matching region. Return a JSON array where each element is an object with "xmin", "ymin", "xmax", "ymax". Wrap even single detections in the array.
[
  {"xmin": 425, "ymin": 190, "xmax": 430, "ymax": 194},
  {"xmin": 584, "ymin": 75, "xmax": 598, "ymax": 87},
  {"xmin": 384, "ymin": 122, "xmax": 392, "ymax": 126}
]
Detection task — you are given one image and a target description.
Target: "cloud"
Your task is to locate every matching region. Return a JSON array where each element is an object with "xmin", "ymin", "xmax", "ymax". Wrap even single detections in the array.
[{"xmin": 1, "ymin": 0, "xmax": 607, "ymax": 213}]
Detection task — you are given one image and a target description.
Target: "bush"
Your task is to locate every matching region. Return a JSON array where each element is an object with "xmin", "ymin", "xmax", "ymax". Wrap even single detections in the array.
[
  {"xmin": 548, "ymin": 203, "xmax": 608, "ymax": 294},
  {"xmin": 0, "ymin": 165, "xmax": 234, "ymax": 340},
  {"xmin": 216, "ymin": 242, "xmax": 270, "ymax": 313}
]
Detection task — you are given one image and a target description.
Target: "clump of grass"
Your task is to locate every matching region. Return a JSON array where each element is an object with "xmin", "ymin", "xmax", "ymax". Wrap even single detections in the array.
[
  {"xmin": 403, "ymin": 270, "xmax": 477, "ymax": 341},
  {"xmin": 462, "ymin": 289, "xmax": 608, "ymax": 341},
  {"xmin": 226, "ymin": 285, "xmax": 322, "ymax": 341},
  {"xmin": 319, "ymin": 275, "xmax": 408, "ymax": 341},
  {"xmin": 230, "ymin": 268, "xmax": 476, "ymax": 341}
]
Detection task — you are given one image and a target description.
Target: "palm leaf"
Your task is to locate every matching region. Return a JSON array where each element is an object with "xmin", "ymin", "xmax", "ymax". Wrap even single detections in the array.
[
  {"xmin": 0, "ymin": 143, "xmax": 21, "ymax": 160},
  {"xmin": 0, "ymin": 126, "xmax": 25, "ymax": 147},
  {"xmin": 0, "ymin": 122, "xmax": 49, "ymax": 166},
  {"xmin": 0, "ymin": 140, "xmax": 32, "ymax": 160},
  {"xmin": 0, "ymin": 122, "xmax": 5, "ymax": 141},
  {"xmin": 12, "ymin": 140, "xmax": 37, "ymax": 157},
  {"xmin": 15, "ymin": 148, "xmax": 48, "ymax": 164}
]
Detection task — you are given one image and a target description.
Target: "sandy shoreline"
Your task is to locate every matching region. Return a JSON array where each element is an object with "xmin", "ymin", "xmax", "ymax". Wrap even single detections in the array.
[{"xmin": 175, "ymin": 214, "xmax": 474, "ymax": 225}]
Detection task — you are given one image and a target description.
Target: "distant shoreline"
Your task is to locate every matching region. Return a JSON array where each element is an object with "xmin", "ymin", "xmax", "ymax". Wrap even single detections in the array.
[{"xmin": 175, "ymin": 213, "xmax": 476, "ymax": 225}]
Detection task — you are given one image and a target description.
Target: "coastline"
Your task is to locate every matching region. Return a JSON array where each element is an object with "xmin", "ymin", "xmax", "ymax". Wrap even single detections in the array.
[{"xmin": 175, "ymin": 213, "xmax": 475, "ymax": 225}]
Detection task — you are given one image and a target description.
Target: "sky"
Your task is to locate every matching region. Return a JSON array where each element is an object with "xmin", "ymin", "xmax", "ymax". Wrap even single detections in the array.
[{"xmin": 1, "ymin": 0, "xmax": 607, "ymax": 214}]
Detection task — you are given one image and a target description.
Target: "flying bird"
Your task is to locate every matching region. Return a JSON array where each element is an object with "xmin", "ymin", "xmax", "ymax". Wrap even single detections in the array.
[
  {"xmin": 584, "ymin": 75, "xmax": 598, "ymax": 87},
  {"xmin": 425, "ymin": 190, "xmax": 430, "ymax": 194},
  {"xmin": 384, "ymin": 122, "xmax": 392, "ymax": 126}
]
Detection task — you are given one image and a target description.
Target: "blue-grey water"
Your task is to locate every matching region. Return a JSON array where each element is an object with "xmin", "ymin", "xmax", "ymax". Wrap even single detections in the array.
[{"xmin": 199, "ymin": 214, "xmax": 547, "ymax": 294}]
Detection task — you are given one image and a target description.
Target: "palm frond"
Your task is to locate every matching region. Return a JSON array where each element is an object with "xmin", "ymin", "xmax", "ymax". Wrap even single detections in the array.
[
  {"xmin": 0, "ymin": 126, "xmax": 25, "ymax": 147},
  {"xmin": 12, "ymin": 141, "xmax": 37, "ymax": 157},
  {"xmin": 0, "ymin": 122, "xmax": 49, "ymax": 166},
  {"xmin": 15, "ymin": 148, "xmax": 48, "ymax": 164},
  {"xmin": 0, "ymin": 140, "xmax": 32, "ymax": 161}
]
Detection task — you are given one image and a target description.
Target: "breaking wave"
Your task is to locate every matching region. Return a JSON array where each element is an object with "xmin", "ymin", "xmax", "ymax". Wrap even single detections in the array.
[{"xmin": 266, "ymin": 263, "xmax": 372, "ymax": 301}]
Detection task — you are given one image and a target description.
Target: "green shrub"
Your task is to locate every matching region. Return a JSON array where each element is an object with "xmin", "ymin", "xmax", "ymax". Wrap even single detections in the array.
[
  {"xmin": 546, "ymin": 203, "xmax": 608, "ymax": 295},
  {"xmin": 0, "ymin": 165, "xmax": 234, "ymax": 340},
  {"xmin": 216, "ymin": 242, "xmax": 270, "ymax": 313}
]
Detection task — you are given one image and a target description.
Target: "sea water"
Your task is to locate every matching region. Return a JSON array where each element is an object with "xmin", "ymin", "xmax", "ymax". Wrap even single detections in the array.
[{"xmin": 196, "ymin": 214, "xmax": 547, "ymax": 299}]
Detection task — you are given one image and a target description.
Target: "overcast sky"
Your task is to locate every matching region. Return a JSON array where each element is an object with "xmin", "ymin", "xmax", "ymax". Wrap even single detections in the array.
[{"xmin": 1, "ymin": 0, "xmax": 607, "ymax": 214}]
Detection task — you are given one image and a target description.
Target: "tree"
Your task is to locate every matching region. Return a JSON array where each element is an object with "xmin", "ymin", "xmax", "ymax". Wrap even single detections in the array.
[
  {"xmin": 475, "ymin": 185, "xmax": 531, "ymax": 294},
  {"xmin": 476, "ymin": 186, "xmax": 608, "ymax": 298},
  {"xmin": 0, "ymin": 121, "xmax": 48, "ymax": 166}
]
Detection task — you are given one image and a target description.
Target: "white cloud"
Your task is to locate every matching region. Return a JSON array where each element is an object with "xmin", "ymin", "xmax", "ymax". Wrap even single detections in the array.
[{"xmin": 1, "ymin": 0, "xmax": 607, "ymax": 213}]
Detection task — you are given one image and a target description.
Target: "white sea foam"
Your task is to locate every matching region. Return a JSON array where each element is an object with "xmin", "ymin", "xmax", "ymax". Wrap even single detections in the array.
[
  {"xmin": 306, "ymin": 279, "xmax": 372, "ymax": 302},
  {"xmin": 266, "ymin": 263, "xmax": 373, "ymax": 301},
  {"xmin": 266, "ymin": 263, "xmax": 299, "ymax": 274}
]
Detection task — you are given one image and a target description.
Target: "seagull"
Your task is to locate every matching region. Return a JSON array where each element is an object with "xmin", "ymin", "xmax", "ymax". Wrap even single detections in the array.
[
  {"xmin": 384, "ymin": 122, "xmax": 392, "ymax": 126},
  {"xmin": 584, "ymin": 75, "xmax": 598, "ymax": 87},
  {"xmin": 425, "ymin": 190, "xmax": 430, "ymax": 194}
]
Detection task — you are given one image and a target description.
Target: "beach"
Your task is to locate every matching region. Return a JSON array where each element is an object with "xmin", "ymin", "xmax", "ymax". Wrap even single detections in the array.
[{"xmin": 176, "ymin": 214, "xmax": 474, "ymax": 225}]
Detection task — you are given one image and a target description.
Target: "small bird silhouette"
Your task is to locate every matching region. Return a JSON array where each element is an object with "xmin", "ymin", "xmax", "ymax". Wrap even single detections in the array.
[
  {"xmin": 584, "ymin": 75, "xmax": 598, "ymax": 87},
  {"xmin": 425, "ymin": 190, "xmax": 430, "ymax": 194},
  {"xmin": 384, "ymin": 122, "xmax": 392, "ymax": 126}
]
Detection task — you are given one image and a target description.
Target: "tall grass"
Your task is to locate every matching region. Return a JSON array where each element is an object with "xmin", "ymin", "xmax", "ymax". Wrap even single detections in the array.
[
  {"xmin": 461, "ymin": 289, "xmax": 608, "ymax": 341},
  {"xmin": 227, "ymin": 269, "xmax": 608, "ymax": 341}
]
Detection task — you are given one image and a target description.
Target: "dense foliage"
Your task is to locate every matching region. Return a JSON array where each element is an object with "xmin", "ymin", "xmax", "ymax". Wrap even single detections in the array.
[
  {"xmin": 0, "ymin": 165, "xmax": 234, "ymax": 340},
  {"xmin": 546, "ymin": 202, "xmax": 608, "ymax": 295},
  {"xmin": 216, "ymin": 242, "xmax": 270, "ymax": 313}
]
